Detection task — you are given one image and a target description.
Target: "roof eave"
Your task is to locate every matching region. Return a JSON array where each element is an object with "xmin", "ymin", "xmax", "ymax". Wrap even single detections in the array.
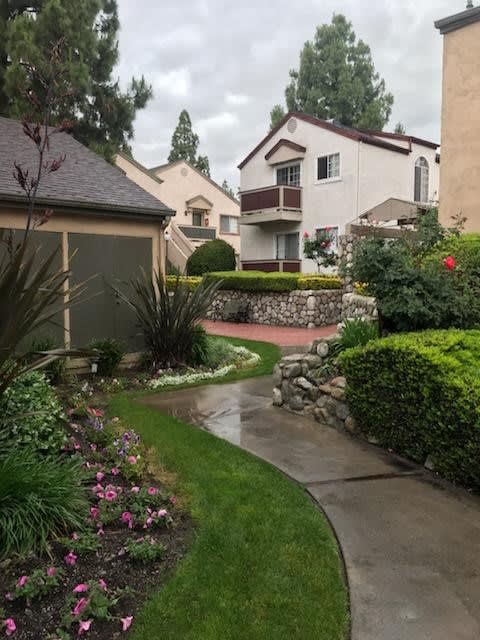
[
  {"xmin": 0, "ymin": 193, "xmax": 176, "ymax": 219},
  {"xmin": 435, "ymin": 6, "xmax": 480, "ymax": 34}
]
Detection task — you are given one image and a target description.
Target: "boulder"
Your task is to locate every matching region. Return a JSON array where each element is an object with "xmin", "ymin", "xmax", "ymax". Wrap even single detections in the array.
[
  {"xmin": 272, "ymin": 388, "xmax": 283, "ymax": 407},
  {"xmin": 289, "ymin": 395, "xmax": 305, "ymax": 412}
]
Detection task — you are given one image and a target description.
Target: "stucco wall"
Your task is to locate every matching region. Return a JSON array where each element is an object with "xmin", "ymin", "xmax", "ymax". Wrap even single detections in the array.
[
  {"xmin": 152, "ymin": 161, "xmax": 241, "ymax": 255},
  {"xmin": 438, "ymin": 20, "xmax": 480, "ymax": 231},
  {"xmin": 239, "ymin": 116, "xmax": 439, "ymax": 271}
]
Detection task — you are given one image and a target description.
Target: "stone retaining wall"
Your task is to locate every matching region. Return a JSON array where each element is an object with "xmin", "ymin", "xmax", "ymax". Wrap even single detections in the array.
[
  {"xmin": 341, "ymin": 293, "xmax": 377, "ymax": 322},
  {"xmin": 272, "ymin": 335, "xmax": 357, "ymax": 435},
  {"xmin": 206, "ymin": 289, "xmax": 344, "ymax": 328}
]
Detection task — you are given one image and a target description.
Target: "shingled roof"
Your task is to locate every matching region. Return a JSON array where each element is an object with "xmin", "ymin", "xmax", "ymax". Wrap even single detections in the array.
[{"xmin": 0, "ymin": 116, "xmax": 174, "ymax": 219}]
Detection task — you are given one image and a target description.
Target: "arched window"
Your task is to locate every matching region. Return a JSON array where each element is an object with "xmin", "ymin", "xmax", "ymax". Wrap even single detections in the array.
[{"xmin": 414, "ymin": 157, "xmax": 429, "ymax": 203}]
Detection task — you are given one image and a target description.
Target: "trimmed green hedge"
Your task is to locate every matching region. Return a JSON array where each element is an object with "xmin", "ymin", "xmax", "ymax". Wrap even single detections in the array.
[
  {"xmin": 186, "ymin": 239, "xmax": 236, "ymax": 276},
  {"xmin": 340, "ymin": 330, "xmax": 480, "ymax": 488},
  {"xmin": 203, "ymin": 271, "xmax": 342, "ymax": 292}
]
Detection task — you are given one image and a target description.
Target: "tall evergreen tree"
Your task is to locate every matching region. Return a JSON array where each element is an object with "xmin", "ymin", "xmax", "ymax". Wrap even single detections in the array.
[
  {"xmin": 0, "ymin": 0, "xmax": 152, "ymax": 161},
  {"xmin": 168, "ymin": 109, "xmax": 210, "ymax": 176},
  {"xmin": 271, "ymin": 14, "xmax": 393, "ymax": 131},
  {"xmin": 270, "ymin": 104, "xmax": 285, "ymax": 130},
  {"xmin": 394, "ymin": 122, "xmax": 406, "ymax": 135},
  {"xmin": 221, "ymin": 179, "xmax": 236, "ymax": 198}
]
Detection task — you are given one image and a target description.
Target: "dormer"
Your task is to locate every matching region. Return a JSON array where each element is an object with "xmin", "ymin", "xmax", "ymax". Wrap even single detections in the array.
[{"xmin": 264, "ymin": 139, "xmax": 307, "ymax": 166}]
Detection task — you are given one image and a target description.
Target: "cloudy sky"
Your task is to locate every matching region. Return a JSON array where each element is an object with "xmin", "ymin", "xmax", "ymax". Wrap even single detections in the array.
[{"xmin": 116, "ymin": 0, "xmax": 462, "ymax": 188}]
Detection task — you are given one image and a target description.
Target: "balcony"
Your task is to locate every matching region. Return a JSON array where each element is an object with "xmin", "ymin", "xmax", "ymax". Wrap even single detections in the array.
[
  {"xmin": 239, "ymin": 185, "xmax": 302, "ymax": 225},
  {"xmin": 178, "ymin": 225, "xmax": 216, "ymax": 241}
]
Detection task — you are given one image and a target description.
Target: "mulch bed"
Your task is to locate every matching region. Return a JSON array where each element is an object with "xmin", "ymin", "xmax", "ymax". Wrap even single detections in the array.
[{"xmin": 0, "ymin": 408, "xmax": 194, "ymax": 639}]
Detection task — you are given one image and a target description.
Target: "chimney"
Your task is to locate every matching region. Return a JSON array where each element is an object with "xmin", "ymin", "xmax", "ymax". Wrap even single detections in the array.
[{"xmin": 467, "ymin": 1, "xmax": 474, "ymax": 8}]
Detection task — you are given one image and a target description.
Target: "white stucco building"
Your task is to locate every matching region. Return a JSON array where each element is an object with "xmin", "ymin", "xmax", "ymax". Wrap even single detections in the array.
[{"xmin": 238, "ymin": 112, "xmax": 439, "ymax": 272}]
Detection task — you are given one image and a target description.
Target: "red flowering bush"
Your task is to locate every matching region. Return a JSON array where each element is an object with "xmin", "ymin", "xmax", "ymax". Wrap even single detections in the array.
[{"xmin": 303, "ymin": 228, "xmax": 337, "ymax": 273}]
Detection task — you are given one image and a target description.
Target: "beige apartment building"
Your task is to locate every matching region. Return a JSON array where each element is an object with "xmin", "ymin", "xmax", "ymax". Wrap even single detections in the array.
[
  {"xmin": 116, "ymin": 154, "xmax": 240, "ymax": 272},
  {"xmin": 436, "ymin": 3, "xmax": 480, "ymax": 231}
]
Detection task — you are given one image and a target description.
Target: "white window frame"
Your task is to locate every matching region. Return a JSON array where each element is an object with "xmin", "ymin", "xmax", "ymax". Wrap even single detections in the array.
[
  {"xmin": 220, "ymin": 214, "xmax": 239, "ymax": 235},
  {"xmin": 274, "ymin": 231, "xmax": 300, "ymax": 260},
  {"xmin": 274, "ymin": 161, "xmax": 302, "ymax": 188},
  {"xmin": 315, "ymin": 152, "xmax": 341, "ymax": 184},
  {"xmin": 414, "ymin": 157, "xmax": 430, "ymax": 204}
]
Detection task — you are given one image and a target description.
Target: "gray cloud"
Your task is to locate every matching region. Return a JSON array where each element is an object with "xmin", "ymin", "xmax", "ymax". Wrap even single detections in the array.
[{"xmin": 116, "ymin": 0, "xmax": 459, "ymax": 187}]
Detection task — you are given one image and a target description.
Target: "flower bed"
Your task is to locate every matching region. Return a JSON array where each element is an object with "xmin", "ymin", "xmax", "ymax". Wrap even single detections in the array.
[{"xmin": 0, "ymin": 407, "xmax": 192, "ymax": 639}]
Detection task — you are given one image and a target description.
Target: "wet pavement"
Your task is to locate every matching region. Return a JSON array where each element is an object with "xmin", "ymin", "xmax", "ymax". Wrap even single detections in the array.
[{"xmin": 141, "ymin": 377, "xmax": 480, "ymax": 640}]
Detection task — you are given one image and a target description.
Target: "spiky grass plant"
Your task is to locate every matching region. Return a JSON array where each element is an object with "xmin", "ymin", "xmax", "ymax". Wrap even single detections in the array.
[
  {"xmin": 0, "ymin": 451, "xmax": 89, "ymax": 557},
  {"xmin": 117, "ymin": 271, "xmax": 222, "ymax": 369}
]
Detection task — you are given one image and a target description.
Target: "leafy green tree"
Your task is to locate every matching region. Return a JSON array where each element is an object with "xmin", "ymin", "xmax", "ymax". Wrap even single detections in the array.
[
  {"xmin": 0, "ymin": 0, "xmax": 152, "ymax": 162},
  {"xmin": 394, "ymin": 122, "xmax": 406, "ymax": 135},
  {"xmin": 270, "ymin": 104, "xmax": 285, "ymax": 130},
  {"xmin": 168, "ymin": 109, "xmax": 210, "ymax": 176},
  {"xmin": 271, "ymin": 14, "xmax": 393, "ymax": 130},
  {"xmin": 221, "ymin": 179, "xmax": 236, "ymax": 198}
]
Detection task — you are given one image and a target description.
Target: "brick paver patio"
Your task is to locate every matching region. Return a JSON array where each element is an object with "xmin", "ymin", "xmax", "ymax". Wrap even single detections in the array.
[{"xmin": 202, "ymin": 320, "xmax": 337, "ymax": 347}]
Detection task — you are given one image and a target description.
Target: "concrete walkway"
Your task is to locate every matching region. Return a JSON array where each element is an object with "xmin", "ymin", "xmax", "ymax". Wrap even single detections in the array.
[
  {"xmin": 141, "ymin": 377, "xmax": 480, "ymax": 640},
  {"xmin": 202, "ymin": 319, "xmax": 337, "ymax": 346}
]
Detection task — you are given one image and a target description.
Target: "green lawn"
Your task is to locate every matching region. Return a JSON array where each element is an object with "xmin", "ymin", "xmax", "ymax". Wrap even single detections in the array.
[{"xmin": 110, "ymin": 337, "xmax": 349, "ymax": 639}]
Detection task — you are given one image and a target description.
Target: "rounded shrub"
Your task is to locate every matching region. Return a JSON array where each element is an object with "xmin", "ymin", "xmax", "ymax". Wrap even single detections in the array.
[
  {"xmin": 186, "ymin": 239, "xmax": 236, "ymax": 276},
  {"xmin": 89, "ymin": 338, "xmax": 125, "ymax": 377},
  {"xmin": 0, "ymin": 371, "xmax": 65, "ymax": 456},
  {"xmin": 340, "ymin": 329, "xmax": 480, "ymax": 488}
]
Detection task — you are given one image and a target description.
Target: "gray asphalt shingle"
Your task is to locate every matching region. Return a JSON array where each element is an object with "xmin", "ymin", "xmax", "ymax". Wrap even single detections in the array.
[{"xmin": 0, "ymin": 116, "xmax": 174, "ymax": 217}]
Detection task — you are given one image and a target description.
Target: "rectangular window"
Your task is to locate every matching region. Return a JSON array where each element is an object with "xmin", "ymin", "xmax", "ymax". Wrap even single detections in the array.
[
  {"xmin": 317, "ymin": 153, "xmax": 340, "ymax": 181},
  {"xmin": 192, "ymin": 209, "xmax": 204, "ymax": 226},
  {"xmin": 220, "ymin": 215, "xmax": 239, "ymax": 234},
  {"xmin": 316, "ymin": 226, "xmax": 339, "ymax": 252},
  {"xmin": 276, "ymin": 233, "xmax": 299, "ymax": 260},
  {"xmin": 276, "ymin": 163, "xmax": 301, "ymax": 187}
]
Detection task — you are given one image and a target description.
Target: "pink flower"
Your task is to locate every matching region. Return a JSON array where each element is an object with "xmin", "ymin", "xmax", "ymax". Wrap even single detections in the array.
[
  {"xmin": 303, "ymin": 231, "xmax": 309, "ymax": 239},
  {"xmin": 72, "ymin": 533, "xmax": 80, "ymax": 541},
  {"xmin": 444, "ymin": 255, "xmax": 456, "ymax": 271},
  {"xmin": 47, "ymin": 567, "xmax": 57, "ymax": 577},
  {"xmin": 4, "ymin": 593, "xmax": 12, "ymax": 601},
  {"xmin": 143, "ymin": 517, "xmax": 153, "ymax": 528},
  {"xmin": 170, "ymin": 495, "xmax": 177, "ymax": 505},
  {"xmin": 97, "ymin": 492, "xmax": 105, "ymax": 499},
  {"xmin": 73, "ymin": 584, "xmax": 89, "ymax": 593},
  {"xmin": 121, "ymin": 616, "xmax": 133, "ymax": 632},
  {"xmin": 92, "ymin": 483, "xmax": 103, "ymax": 493},
  {"xmin": 98, "ymin": 579, "xmax": 107, "ymax": 591},
  {"xmin": 77, "ymin": 619, "xmax": 92, "ymax": 636},
  {"xmin": 105, "ymin": 490, "xmax": 117, "ymax": 502},
  {"xmin": 89, "ymin": 443, "xmax": 97, "ymax": 451},
  {"xmin": 147, "ymin": 487, "xmax": 158, "ymax": 496},
  {"xmin": 74, "ymin": 443, "xmax": 81, "ymax": 451},
  {"xmin": 16, "ymin": 575, "xmax": 28, "ymax": 588},
  {"xmin": 87, "ymin": 407, "xmax": 103, "ymax": 417},
  {"xmin": 72, "ymin": 597, "xmax": 89, "ymax": 617},
  {"xmin": 121, "ymin": 512, "xmax": 133, "ymax": 528},
  {"xmin": 111, "ymin": 467, "xmax": 120, "ymax": 476},
  {"xmin": 4, "ymin": 618, "xmax": 16, "ymax": 636},
  {"xmin": 96, "ymin": 472, "xmax": 105, "ymax": 482},
  {"xmin": 64, "ymin": 551, "xmax": 78, "ymax": 567},
  {"xmin": 90, "ymin": 507, "xmax": 100, "ymax": 520},
  {"xmin": 158, "ymin": 509, "xmax": 168, "ymax": 518},
  {"xmin": 130, "ymin": 486, "xmax": 140, "ymax": 494},
  {"xmin": 127, "ymin": 455, "xmax": 137, "ymax": 465}
]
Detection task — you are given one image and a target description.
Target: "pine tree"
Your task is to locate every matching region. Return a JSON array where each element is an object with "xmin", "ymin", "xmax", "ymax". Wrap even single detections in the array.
[
  {"xmin": 394, "ymin": 122, "xmax": 406, "ymax": 135},
  {"xmin": 168, "ymin": 109, "xmax": 211, "ymax": 176},
  {"xmin": 271, "ymin": 14, "xmax": 393, "ymax": 130},
  {"xmin": 221, "ymin": 179, "xmax": 236, "ymax": 198},
  {"xmin": 0, "ymin": 0, "xmax": 152, "ymax": 162},
  {"xmin": 270, "ymin": 104, "xmax": 285, "ymax": 130}
]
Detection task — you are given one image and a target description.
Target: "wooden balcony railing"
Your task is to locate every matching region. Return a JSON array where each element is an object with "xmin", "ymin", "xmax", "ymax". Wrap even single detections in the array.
[{"xmin": 240, "ymin": 185, "xmax": 302, "ymax": 214}]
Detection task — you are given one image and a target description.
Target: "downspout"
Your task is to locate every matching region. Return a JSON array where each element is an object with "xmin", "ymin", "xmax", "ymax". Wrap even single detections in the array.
[{"xmin": 356, "ymin": 142, "xmax": 361, "ymax": 220}]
